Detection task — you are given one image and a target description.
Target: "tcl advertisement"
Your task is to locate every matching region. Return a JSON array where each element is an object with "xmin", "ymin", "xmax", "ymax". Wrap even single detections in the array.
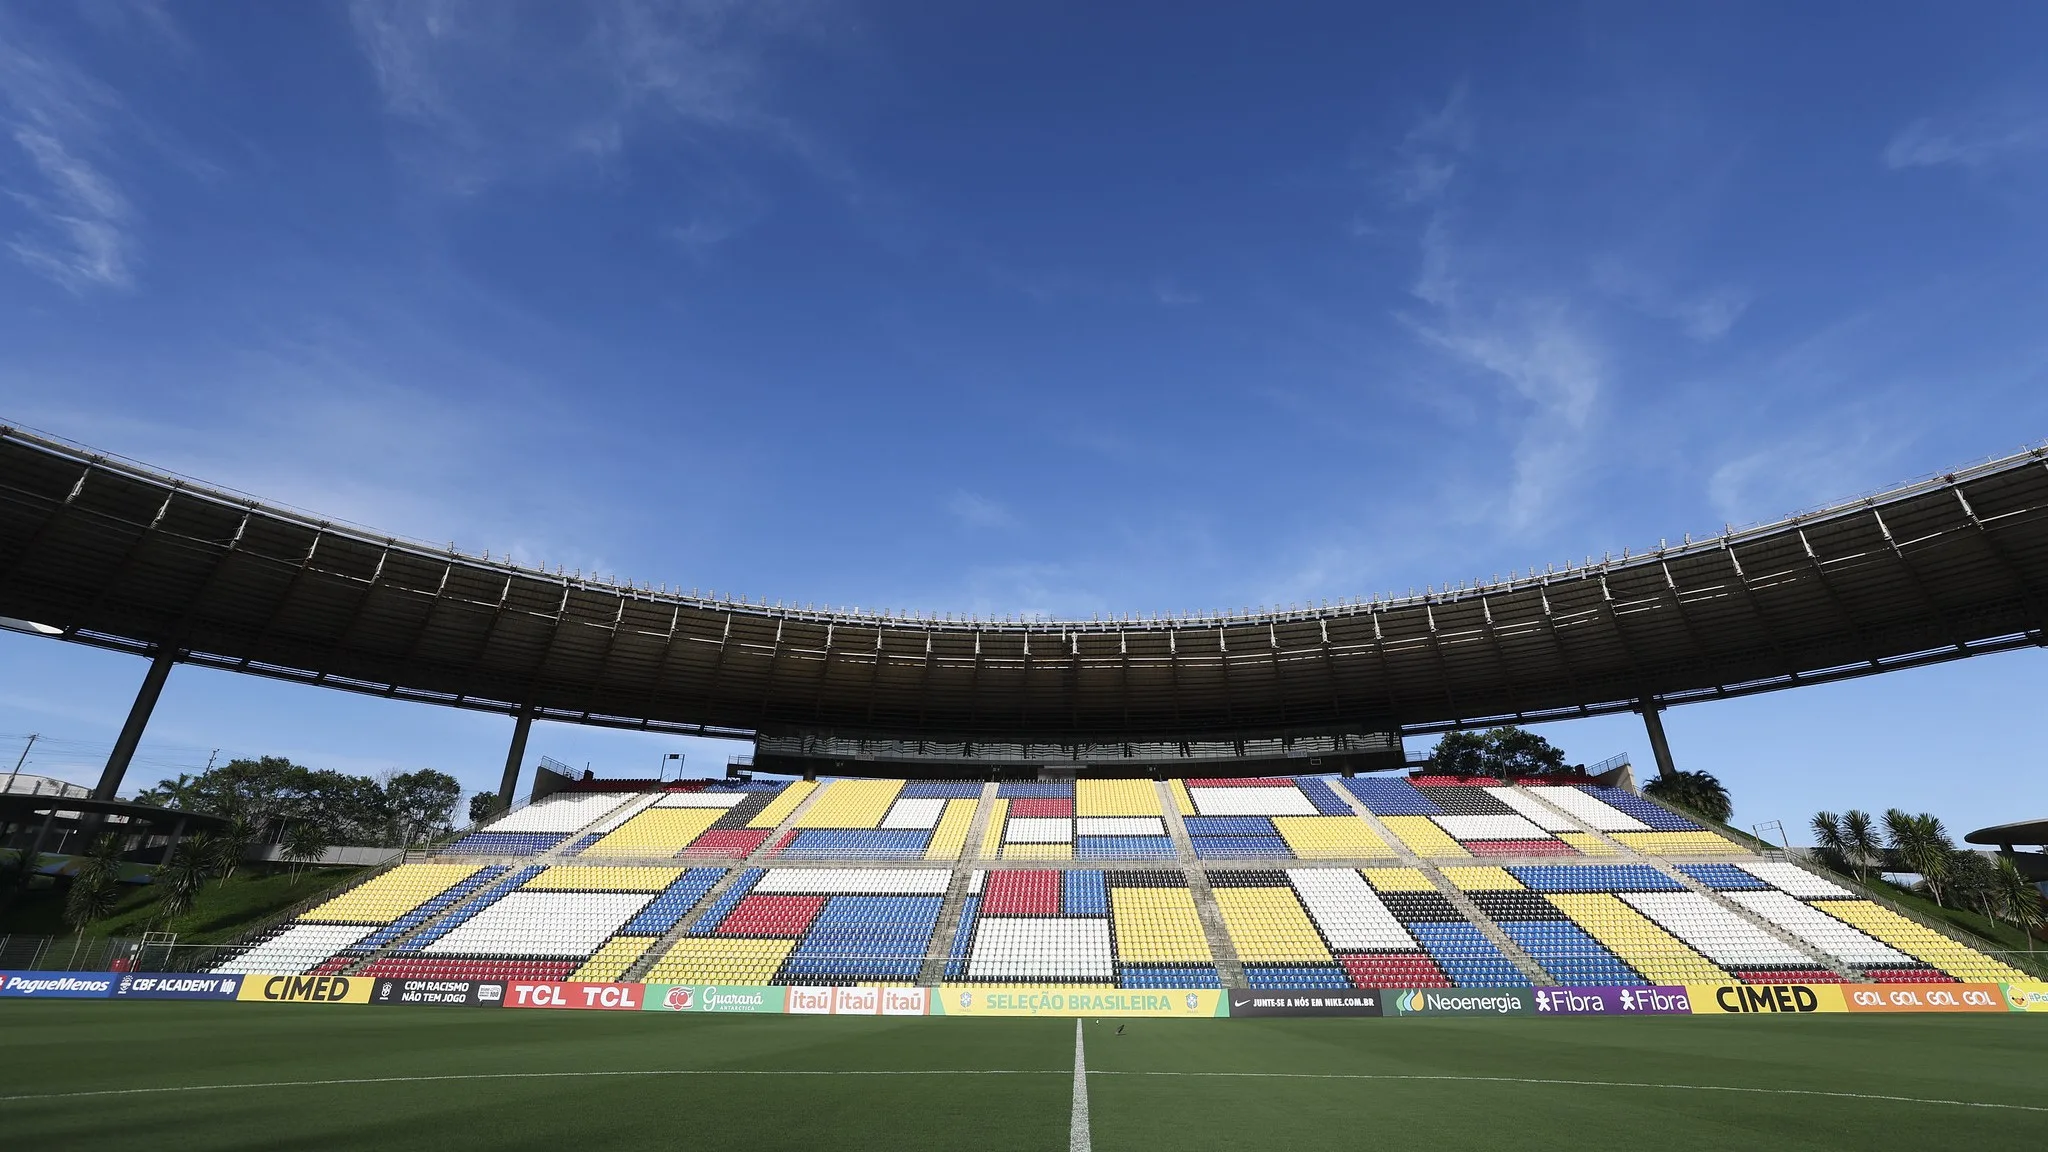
[{"xmin": 505, "ymin": 982, "xmax": 646, "ymax": 1011}]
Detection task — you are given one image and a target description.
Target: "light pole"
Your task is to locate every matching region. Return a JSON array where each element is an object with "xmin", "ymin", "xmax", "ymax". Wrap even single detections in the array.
[
  {"xmin": 659, "ymin": 752, "xmax": 683, "ymax": 781},
  {"xmin": 4, "ymin": 733, "xmax": 35, "ymax": 795}
]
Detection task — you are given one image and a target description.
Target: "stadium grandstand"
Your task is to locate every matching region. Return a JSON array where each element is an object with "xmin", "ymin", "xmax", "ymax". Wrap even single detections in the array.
[{"xmin": 1, "ymin": 426, "xmax": 2044, "ymax": 995}]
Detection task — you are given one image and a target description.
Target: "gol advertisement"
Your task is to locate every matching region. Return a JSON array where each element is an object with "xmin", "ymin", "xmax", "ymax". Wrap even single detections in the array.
[
  {"xmin": 934, "ymin": 986, "xmax": 1227, "ymax": 1017},
  {"xmin": 1841, "ymin": 984, "xmax": 2007, "ymax": 1013},
  {"xmin": 1684, "ymin": 984, "xmax": 1847, "ymax": 1014},
  {"xmin": 236, "ymin": 974, "xmax": 375, "ymax": 1004}
]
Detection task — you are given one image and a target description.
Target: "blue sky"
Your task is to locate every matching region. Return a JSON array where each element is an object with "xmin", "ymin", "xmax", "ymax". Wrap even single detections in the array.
[{"xmin": 2, "ymin": 1, "xmax": 2044, "ymax": 839}]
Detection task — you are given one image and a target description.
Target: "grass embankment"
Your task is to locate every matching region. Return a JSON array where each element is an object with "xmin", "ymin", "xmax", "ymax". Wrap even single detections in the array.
[
  {"xmin": 0, "ymin": 866, "xmax": 363, "ymax": 943},
  {"xmin": 0, "ymin": 1004, "xmax": 2041, "ymax": 1151}
]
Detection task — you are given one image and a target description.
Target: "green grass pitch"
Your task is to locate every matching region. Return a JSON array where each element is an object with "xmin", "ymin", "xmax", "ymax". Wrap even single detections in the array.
[{"xmin": 2, "ymin": 1003, "xmax": 2042, "ymax": 1150}]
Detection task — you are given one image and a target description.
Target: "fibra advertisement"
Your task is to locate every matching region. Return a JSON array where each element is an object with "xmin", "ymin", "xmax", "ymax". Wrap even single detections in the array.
[{"xmin": 1532, "ymin": 986, "xmax": 1692, "ymax": 1016}]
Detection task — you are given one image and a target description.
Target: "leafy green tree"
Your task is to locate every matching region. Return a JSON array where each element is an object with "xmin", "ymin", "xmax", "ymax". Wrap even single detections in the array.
[
  {"xmin": 1425, "ymin": 727, "xmax": 1580, "ymax": 780},
  {"xmin": 134, "ymin": 757, "xmax": 394, "ymax": 846},
  {"xmin": 384, "ymin": 769, "xmax": 462, "ymax": 847},
  {"xmin": 1642, "ymin": 770, "xmax": 1732, "ymax": 823},
  {"xmin": 1947, "ymin": 849, "xmax": 2000, "ymax": 922},
  {"xmin": 468, "ymin": 790, "xmax": 502, "ymax": 825}
]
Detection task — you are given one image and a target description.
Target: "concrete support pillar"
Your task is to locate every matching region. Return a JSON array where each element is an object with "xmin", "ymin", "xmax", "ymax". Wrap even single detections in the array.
[
  {"xmin": 1640, "ymin": 699, "xmax": 1678, "ymax": 780},
  {"xmin": 95, "ymin": 648, "xmax": 177, "ymax": 803},
  {"xmin": 496, "ymin": 706, "xmax": 536, "ymax": 811}
]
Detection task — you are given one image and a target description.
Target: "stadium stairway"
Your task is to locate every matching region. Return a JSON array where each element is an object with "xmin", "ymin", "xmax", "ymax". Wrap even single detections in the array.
[
  {"xmin": 617, "ymin": 778, "xmax": 839, "ymax": 983},
  {"xmin": 1327, "ymin": 777, "xmax": 1555, "ymax": 985},
  {"xmin": 1157, "ymin": 780, "xmax": 1249, "ymax": 988},
  {"xmin": 1504, "ymin": 784, "xmax": 1861, "ymax": 982},
  {"xmin": 917, "ymin": 782, "xmax": 1002, "ymax": 985}
]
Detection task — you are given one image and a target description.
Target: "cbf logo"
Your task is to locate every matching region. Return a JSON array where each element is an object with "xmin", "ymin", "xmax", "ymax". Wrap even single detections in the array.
[
  {"xmin": 1185, "ymin": 993, "xmax": 1199, "ymax": 1011},
  {"xmin": 958, "ymin": 991, "xmax": 974, "ymax": 1009},
  {"xmin": 665, "ymin": 987, "xmax": 694, "ymax": 1011}
]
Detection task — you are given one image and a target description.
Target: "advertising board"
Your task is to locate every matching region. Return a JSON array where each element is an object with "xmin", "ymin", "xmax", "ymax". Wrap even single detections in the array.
[
  {"xmin": 1229, "ymin": 991, "xmax": 1381, "ymax": 1017},
  {"xmin": 644, "ymin": 984, "xmax": 783, "ymax": 1013},
  {"xmin": 0, "ymin": 971, "xmax": 116, "ymax": 998},
  {"xmin": 1683, "ymin": 984, "xmax": 1845, "ymax": 1014},
  {"xmin": 934, "ymin": 987, "xmax": 1228, "ymax": 1017},
  {"xmin": 112, "ymin": 973, "xmax": 242, "ymax": 1000},
  {"xmin": 504, "ymin": 981, "xmax": 645, "ymax": 1010},
  {"xmin": 1532, "ymin": 986, "xmax": 1693, "ymax": 1016},
  {"xmin": 1385, "ymin": 988, "xmax": 1532, "ymax": 1016},
  {"xmin": 1841, "ymin": 983, "xmax": 2006, "ymax": 1013},
  {"xmin": 236, "ymin": 974, "xmax": 375, "ymax": 1004},
  {"xmin": 2001, "ymin": 982, "xmax": 2048, "ymax": 1013},
  {"xmin": 371, "ymin": 979, "xmax": 505, "ymax": 1007}
]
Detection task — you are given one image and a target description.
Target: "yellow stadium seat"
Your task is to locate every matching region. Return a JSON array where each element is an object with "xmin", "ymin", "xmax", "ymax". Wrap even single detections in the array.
[
  {"xmin": 1815, "ymin": 901, "xmax": 2028, "ymax": 983},
  {"xmin": 1546, "ymin": 893, "xmax": 1730, "ymax": 984},
  {"xmin": 1271, "ymin": 816, "xmax": 1396, "ymax": 858},
  {"xmin": 582, "ymin": 810, "xmax": 720, "ymax": 856},
  {"xmin": 1111, "ymin": 888, "xmax": 1214, "ymax": 964},
  {"xmin": 643, "ymin": 938, "xmax": 796, "ymax": 985},
  {"xmin": 523, "ymin": 866, "xmax": 685, "ymax": 892},
  {"xmin": 791, "ymin": 779, "xmax": 905, "ymax": 828},
  {"xmin": 571, "ymin": 936, "xmax": 658, "ymax": 982},
  {"xmin": 746, "ymin": 781, "xmax": 817, "ymax": 829},
  {"xmin": 1362, "ymin": 867, "xmax": 1438, "ymax": 892},
  {"xmin": 1381, "ymin": 816, "xmax": 1469, "ymax": 857},
  {"xmin": 1214, "ymin": 886, "xmax": 1332, "ymax": 964},
  {"xmin": 1441, "ymin": 866, "xmax": 1523, "ymax": 891},
  {"xmin": 1078, "ymin": 778, "xmax": 1164, "ymax": 817},
  {"xmin": 925, "ymin": 799, "xmax": 978, "ymax": 860},
  {"xmin": 300, "ymin": 864, "xmax": 482, "ymax": 923}
]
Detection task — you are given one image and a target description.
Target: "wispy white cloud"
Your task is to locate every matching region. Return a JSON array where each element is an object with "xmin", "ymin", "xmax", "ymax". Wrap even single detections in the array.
[
  {"xmin": 946, "ymin": 490, "xmax": 1015, "ymax": 530},
  {"xmin": 1591, "ymin": 257, "xmax": 1750, "ymax": 342},
  {"xmin": 1384, "ymin": 82, "xmax": 1471, "ymax": 206},
  {"xmin": 1152, "ymin": 277, "xmax": 1200, "ymax": 307},
  {"xmin": 0, "ymin": 23, "xmax": 137, "ymax": 292},
  {"xmin": 1883, "ymin": 108, "xmax": 2047, "ymax": 171},
  {"xmin": 347, "ymin": 0, "xmax": 830, "ymax": 194}
]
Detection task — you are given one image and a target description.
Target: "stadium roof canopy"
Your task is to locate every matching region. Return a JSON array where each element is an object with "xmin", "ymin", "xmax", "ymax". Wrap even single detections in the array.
[{"xmin": 1, "ymin": 424, "xmax": 2045, "ymax": 757}]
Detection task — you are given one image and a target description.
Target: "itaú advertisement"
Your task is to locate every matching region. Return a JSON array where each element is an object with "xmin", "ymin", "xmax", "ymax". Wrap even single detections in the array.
[
  {"xmin": 2001, "ymin": 983, "xmax": 2048, "ymax": 1013},
  {"xmin": 504, "ymin": 981, "xmax": 646, "ymax": 1010},
  {"xmin": 933, "ymin": 987, "xmax": 1227, "ymax": 1017},
  {"xmin": 236, "ymin": 974, "xmax": 375, "ymax": 1004},
  {"xmin": 1685, "ymin": 984, "xmax": 1847, "ymax": 1014},
  {"xmin": 1841, "ymin": 983, "xmax": 2007, "ymax": 1013},
  {"xmin": 782, "ymin": 986, "xmax": 930, "ymax": 1016}
]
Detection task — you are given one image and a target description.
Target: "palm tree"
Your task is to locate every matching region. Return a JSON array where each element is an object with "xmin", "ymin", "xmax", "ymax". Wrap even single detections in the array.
[
  {"xmin": 1643, "ymin": 770, "xmax": 1733, "ymax": 823},
  {"xmin": 207, "ymin": 814, "xmax": 255, "ymax": 884},
  {"xmin": 1947, "ymin": 850, "xmax": 2000, "ymax": 922},
  {"xmin": 152, "ymin": 834, "xmax": 214, "ymax": 927},
  {"xmin": 63, "ymin": 835, "xmax": 127, "ymax": 966},
  {"xmin": 1811, "ymin": 811, "xmax": 1847, "ymax": 872},
  {"xmin": 1885, "ymin": 809, "xmax": 1954, "ymax": 906},
  {"xmin": 1994, "ymin": 856, "xmax": 2043, "ymax": 957},
  {"xmin": 280, "ymin": 820, "xmax": 331, "ymax": 883},
  {"xmin": 1841, "ymin": 810, "xmax": 1882, "ymax": 884}
]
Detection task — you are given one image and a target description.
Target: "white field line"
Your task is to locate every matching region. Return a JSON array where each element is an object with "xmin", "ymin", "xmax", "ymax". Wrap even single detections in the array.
[
  {"xmin": 0, "ymin": 1069, "xmax": 1062, "ymax": 1104},
  {"xmin": 1, "ymin": 1066, "xmax": 2039, "ymax": 1117},
  {"xmin": 1070, "ymin": 1019, "xmax": 1092, "ymax": 1152},
  {"xmin": 1092, "ymin": 1071, "xmax": 2048, "ymax": 1113}
]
